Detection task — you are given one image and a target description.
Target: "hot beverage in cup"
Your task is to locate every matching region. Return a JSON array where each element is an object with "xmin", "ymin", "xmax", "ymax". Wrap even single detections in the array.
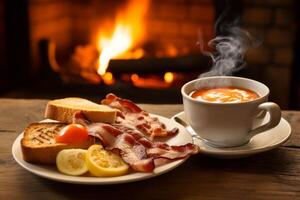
[
  {"xmin": 190, "ymin": 87, "xmax": 259, "ymax": 103},
  {"xmin": 181, "ymin": 76, "xmax": 281, "ymax": 147}
]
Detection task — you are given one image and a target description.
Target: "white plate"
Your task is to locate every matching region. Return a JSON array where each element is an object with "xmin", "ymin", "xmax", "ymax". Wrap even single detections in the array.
[
  {"xmin": 172, "ymin": 111, "xmax": 292, "ymax": 159},
  {"xmin": 12, "ymin": 114, "xmax": 193, "ymax": 185}
]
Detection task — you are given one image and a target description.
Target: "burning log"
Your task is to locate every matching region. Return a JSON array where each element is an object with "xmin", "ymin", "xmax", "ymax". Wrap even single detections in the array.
[
  {"xmin": 107, "ymin": 55, "xmax": 211, "ymax": 75},
  {"xmin": 40, "ymin": 39, "xmax": 210, "ymax": 88}
]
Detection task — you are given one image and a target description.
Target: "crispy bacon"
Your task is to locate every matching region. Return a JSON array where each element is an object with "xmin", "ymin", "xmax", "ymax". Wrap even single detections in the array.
[
  {"xmin": 102, "ymin": 93, "xmax": 178, "ymax": 140},
  {"xmin": 148, "ymin": 143, "xmax": 200, "ymax": 160},
  {"xmin": 113, "ymin": 133, "xmax": 155, "ymax": 172},
  {"xmin": 73, "ymin": 112, "xmax": 199, "ymax": 172},
  {"xmin": 101, "ymin": 93, "xmax": 142, "ymax": 113},
  {"xmin": 73, "ymin": 94, "xmax": 199, "ymax": 172},
  {"xmin": 86, "ymin": 123, "xmax": 156, "ymax": 172}
]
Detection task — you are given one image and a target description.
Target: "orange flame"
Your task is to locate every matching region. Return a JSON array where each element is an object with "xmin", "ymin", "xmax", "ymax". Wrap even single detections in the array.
[{"xmin": 97, "ymin": 0, "xmax": 150, "ymax": 75}]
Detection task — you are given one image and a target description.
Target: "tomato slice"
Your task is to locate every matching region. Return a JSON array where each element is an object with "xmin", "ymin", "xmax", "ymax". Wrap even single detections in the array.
[{"xmin": 55, "ymin": 124, "xmax": 89, "ymax": 144}]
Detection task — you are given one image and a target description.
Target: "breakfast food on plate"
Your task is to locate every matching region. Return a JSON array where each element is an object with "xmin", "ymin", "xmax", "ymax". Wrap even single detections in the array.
[
  {"xmin": 101, "ymin": 93, "xmax": 179, "ymax": 140},
  {"xmin": 20, "ymin": 94, "xmax": 199, "ymax": 177},
  {"xmin": 86, "ymin": 144, "xmax": 129, "ymax": 177},
  {"xmin": 21, "ymin": 123, "xmax": 94, "ymax": 164},
  {"xmin": 56, "ymin": 124, "xmax": 89, "ymax": 144},
  {"xmin": 45, "ymin": 97, "xmax": 116, "ymax": 124},
  {"xmin": 56, "ymin": 149, "xmax": 88, "ymax": 176},
  {"xmin": 75, "ymin": 94, "xmax": 199, "ymax": 172}
]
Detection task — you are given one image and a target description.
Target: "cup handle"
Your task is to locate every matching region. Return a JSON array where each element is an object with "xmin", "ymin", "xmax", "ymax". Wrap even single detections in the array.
[{"xmin": 248, "ymin": 102, "xmax": 281, "ymax": 139}]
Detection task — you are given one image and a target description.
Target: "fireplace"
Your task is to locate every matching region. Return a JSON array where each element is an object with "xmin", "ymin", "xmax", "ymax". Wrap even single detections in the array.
[
  {"xmin": 0, "ymin": 0, "xmax": 298, "ymax": 108},
  {"xmin": 33, "ymin": 0, "xmax": 215, "ymax": 89},
  {"xmin": 12, "ymin": 0, "xmax": 216, "ymax": 103}
]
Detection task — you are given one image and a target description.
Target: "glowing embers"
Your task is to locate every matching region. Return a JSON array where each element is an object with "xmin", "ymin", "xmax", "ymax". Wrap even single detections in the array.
[
  {"xmin": 164, "ymin": 72, "xmax": 174, "ymax": 84},
  {"xmin": 102, "ymin": 72, "xmax": 115, "ymax": 85},
  {"xmin": 118, "ymin": 72, "xmax": 179, "ymax": 89}
]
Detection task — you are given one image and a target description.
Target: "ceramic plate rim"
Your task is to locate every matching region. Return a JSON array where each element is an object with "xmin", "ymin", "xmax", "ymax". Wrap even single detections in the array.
[
  {"xmin": 12, "ymin": 114, "xmax": 193, "ymax": 185},
  {"xmin": 171, "ymin": 111, "xmax": 291, "ymax": 157}
]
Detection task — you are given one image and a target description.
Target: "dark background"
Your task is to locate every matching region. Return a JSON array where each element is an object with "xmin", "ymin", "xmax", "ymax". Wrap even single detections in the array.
[{"xmin": 0, "ymin": 0, "xmax": 299, "ymax": 109}]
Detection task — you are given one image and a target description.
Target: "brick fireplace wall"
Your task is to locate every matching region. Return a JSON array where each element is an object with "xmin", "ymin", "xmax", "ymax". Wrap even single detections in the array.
[
  {"xmin": 242, "ymin": 0, "xmax": 295, "ymax": 108},
  {"xmin": 28, "ymin": 0, "xmax": 72, "ymax": 74},
  {"xmin": 147, "ymin": 0, "xmax": 214, "ymax": 56}
]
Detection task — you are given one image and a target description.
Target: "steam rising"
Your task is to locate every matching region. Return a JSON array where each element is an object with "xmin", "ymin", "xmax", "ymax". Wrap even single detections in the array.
[{"xmin": 199, "ymin": 27, "xmax": 260, "ymax": 77}]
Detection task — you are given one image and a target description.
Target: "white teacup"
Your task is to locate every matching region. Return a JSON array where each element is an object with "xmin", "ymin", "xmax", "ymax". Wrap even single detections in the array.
[{"xmin": 181, "ymin": 76, "xmax": 281, "ymax": 147}]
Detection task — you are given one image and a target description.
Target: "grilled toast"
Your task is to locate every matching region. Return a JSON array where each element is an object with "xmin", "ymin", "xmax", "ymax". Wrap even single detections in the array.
[
  {"xmin": 21, "ymin": 122, "xmax": 94, "ymax": 164},
  {"xmin": 44, "ymin": 98, "xmax": 116, "ymax": 124}
]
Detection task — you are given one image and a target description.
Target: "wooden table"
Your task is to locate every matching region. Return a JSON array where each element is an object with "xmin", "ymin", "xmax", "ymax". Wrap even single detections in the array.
[{"xmin": 1, "ymin": 99, "xmax": 300, "ymax": 200}]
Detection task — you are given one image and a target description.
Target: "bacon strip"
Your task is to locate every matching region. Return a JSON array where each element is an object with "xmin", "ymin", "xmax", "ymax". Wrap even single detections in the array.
[
  {"xmin": 148, "ymin": 143, "xmax": 200, "ymax": 160},
  {"xmin": 114, "ymin": 133, "xmax": 155, "ymax": 172},
  {"xmin": 74, "ymin": 112, "xmax": 199, "ymax": 172},
  {"xmin": 102, "ymin": 93, "xmax": 178, "ymax": 140},
  {"xmin": 86, "ymin": 122, "xmax": 156, "ymax": 172},
  {"xmin": 101, "ymin": 93, "xmax": 142, "ymax": 114},
  {"xmin": 73, "ymin": 93, "xmax": 199, "ymax": 172}
]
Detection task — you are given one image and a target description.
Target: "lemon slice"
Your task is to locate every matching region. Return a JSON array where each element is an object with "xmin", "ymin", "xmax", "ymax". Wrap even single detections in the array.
[
  {"xmin": 56, "ymin": 149, "xmax": 88, "ymax": 176},
  {"xmin": 86, "ymin": 144, "xmax": 129, "ymax": 177}
]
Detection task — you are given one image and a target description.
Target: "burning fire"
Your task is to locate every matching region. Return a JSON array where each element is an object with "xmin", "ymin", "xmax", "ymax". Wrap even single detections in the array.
[
  {"xmin": 96, "ymin": 0, "xmax": 150, "ymax": 76},
  {"xmin": 129, "ymin": 72, "xmax": 176, "ymax": 89}
]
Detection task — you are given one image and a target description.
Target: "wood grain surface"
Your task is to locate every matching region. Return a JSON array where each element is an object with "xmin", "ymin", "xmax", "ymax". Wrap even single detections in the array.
[{"xmin": 0, "ymin": 99, "xmax": 299, "ymax": 200}]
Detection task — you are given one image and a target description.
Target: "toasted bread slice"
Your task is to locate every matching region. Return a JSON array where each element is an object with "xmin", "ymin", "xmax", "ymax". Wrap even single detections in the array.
[
  {"xmin": 44, "ymin": 97, "xmax": 116, "ymax": 124},
  {"xmin": 21, "ymin": 122, "xmax": 94, "ymax": 164}
]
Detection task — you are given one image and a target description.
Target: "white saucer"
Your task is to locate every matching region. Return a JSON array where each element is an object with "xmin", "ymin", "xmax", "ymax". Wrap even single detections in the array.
[{"xmin": 171, "ymin": 111, "xmax": 291, "ymax": 158}]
